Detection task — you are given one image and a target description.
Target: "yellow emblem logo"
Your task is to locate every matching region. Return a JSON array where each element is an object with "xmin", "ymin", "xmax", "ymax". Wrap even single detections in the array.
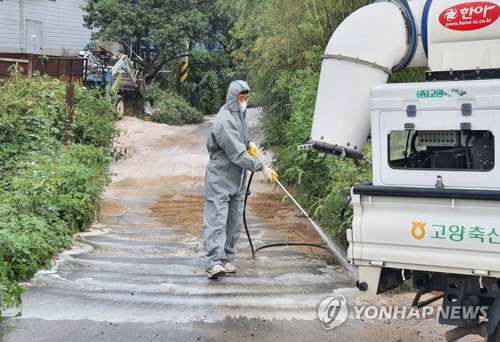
[{"xmin": 411, "ymin": 221, "xmax": 426, "ymax": 240}]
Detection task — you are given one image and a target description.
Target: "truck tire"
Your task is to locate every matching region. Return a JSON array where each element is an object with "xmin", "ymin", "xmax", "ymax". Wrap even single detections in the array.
[
  {"xmin": 486, "ymin": 324, "xmax": 499, "ymax": 342},
  {"xmin": 137, "ymin": 79, "xmax": 146, "ymax": 97},
  {"xmin": 115, "ymin": 95, "xmax": 124, "ymax": 120}
]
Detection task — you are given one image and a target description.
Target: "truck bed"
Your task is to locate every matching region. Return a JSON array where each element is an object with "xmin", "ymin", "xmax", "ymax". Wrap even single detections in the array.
[{"xmin": 348, "ymin": 183, "xmax": 500, "ymax": 278}]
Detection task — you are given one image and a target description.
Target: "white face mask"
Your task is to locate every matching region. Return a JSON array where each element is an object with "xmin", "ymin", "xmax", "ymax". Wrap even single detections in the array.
[{"xmin": 239, "ymin": 101, "xmax": 248, "ymax": 112}]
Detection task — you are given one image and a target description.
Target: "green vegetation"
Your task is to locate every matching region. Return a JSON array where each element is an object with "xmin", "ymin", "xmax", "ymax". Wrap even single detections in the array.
[
  {"xmin": 147, "ymin": 85, "xmax": 203, "ymax": 125},
  {"xmin": 181, "ymin": 50, "xmax": 232, "ymax": 115},
  {"xmin": 0, "ymin": 73, "xmax": 117, "ymax": 319}
]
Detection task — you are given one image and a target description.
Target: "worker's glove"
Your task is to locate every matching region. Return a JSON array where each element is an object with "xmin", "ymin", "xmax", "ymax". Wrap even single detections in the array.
[
  {"xmin": 261, "ymin": 165, "xmax": 278, "ymax": 182},
  {"xmin": 247, "ymin": 141, "xmax": 259, "ymax": 158}
]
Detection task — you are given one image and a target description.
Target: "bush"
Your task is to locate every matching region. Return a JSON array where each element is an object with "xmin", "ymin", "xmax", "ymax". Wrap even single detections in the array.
[
  {"xmin": 147, "ymin": 85, "xmax": 203, "ymax": 125},
  {"xmin": 0, "ymin": 74, "xmax": 117, "ymax": 174},
  {"xmin": 0, "ymin": 72, "xmax": 116, "ymax": 316},
  {"xmin": 6, "ymin": 145, "xmax": 111, "ymax": 233},
  {"xmin": 181, "ymin": 50, "xmax": 232, "ymax": 115},
  {"xmin": 0, "ymin": 75, "xmax": 66, "ymax": 174},
  {"xmin": 73, "ymin": 86, "xmax": 118, "ymax": 148},
  {"xmin": 0, "ymin": 207, "xmax": 70, "ymax": 279},
  {"xmin": 197, "ymin": 70, "xmax": 225, "ymax": 115}
]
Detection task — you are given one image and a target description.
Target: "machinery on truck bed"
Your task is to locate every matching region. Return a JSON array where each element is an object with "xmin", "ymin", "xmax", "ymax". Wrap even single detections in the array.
[{"xmin": 306, "ymin": 0, "xmax": 500, "ymax": 340}]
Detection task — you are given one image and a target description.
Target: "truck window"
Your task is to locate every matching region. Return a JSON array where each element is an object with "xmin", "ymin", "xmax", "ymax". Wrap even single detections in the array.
[{"xmin": 388, "ymin": 130, "xmax": 494, "ymax": 171}]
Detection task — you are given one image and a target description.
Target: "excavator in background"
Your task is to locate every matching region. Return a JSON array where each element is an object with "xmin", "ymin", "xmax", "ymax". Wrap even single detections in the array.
[
  {"xmin": 81, "ymin": 51, "xmax": 146, "ymax": 119},
  {"xmin": 303, "ymin": 0, "xmax": 500, "ymax": 340}
]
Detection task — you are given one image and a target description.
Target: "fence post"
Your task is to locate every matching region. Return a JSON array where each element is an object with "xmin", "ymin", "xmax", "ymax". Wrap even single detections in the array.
[
  {"xmin": 64, "ymin": 83, "xmax": 75, "ymax": 146},
  {"xmin": 28, "ymin": 54, "xmax": 33, "ymax": 75}
]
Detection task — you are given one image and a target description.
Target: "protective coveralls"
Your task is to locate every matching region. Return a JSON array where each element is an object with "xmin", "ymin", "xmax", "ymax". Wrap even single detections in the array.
[{"xmin": 203, "ymin": 80, "xmax": 263, "ymax": 272}]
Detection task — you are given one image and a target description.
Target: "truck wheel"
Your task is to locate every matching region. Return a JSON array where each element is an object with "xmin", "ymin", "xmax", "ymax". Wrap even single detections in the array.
[
  {"xmin": 486, "ymin": 324, "xmax": 499, "ymax": 342},
  {"xmin": 137, "ymin": 79, "xmax": 146, "ymax": 97},
  {"xmin": 115, "ymin": 95, "xmax": 125, "ymax": 120}
]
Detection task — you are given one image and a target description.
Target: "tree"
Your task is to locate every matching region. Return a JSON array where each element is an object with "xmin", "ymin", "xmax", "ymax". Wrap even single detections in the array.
[
  {"xmin": 217, "ymin": 0, "xmax": 370, "ymax": 148},
  {"xmin": 82, "ymin": 0, "xmax": 212, "ymax": 82}
]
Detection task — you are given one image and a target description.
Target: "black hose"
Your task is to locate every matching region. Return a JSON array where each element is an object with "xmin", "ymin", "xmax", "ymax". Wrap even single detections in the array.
[
  {"xmin": 243, "ymin": 172, "xmax": 255, "ymax": 257},
  {"xmin": 340, "ymin": 195, "xmax": 352, "ymax": 223},
  {"xmin": 410, "ymin": 130, "xmax": 418, "ymax": 154},
  {"xmin": 403, "ymin": 130, "xmax": 411, "ymax": 165},
  {"xmin": 255, "ymin": 243, "xmax": 330, "ymax": 254},
  {"xmin": 243, "ymin": 172, "xmax": 330, "ymax": 258}
]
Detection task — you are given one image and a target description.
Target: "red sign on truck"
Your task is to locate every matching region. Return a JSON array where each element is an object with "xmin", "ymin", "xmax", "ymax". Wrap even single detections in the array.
[{"xmin": 439, "ymin": 1, "xmax": 500, "ymax": 31}]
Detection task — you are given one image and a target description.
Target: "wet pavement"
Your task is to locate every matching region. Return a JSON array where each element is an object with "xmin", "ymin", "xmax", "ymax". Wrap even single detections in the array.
[{"xmin": 0, "ymin": 109, "xmax": 480, "ymax": 342}]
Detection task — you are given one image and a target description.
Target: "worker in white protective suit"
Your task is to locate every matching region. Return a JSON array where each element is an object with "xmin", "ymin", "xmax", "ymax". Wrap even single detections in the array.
[{"xmin": 203, "ymin": 80, "xmax": 278, "ymax": 279}]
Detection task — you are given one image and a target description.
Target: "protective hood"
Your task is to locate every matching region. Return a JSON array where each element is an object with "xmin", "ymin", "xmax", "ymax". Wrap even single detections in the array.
[{"xmin": 224, "ymin": 80, "xmax": 250, "ymax": 112}]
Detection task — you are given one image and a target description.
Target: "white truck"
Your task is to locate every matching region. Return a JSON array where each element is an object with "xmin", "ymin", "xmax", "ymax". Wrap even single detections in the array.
[{"xmin": 307, "ymin": 0, "xmax": 500, "ymax": 340}]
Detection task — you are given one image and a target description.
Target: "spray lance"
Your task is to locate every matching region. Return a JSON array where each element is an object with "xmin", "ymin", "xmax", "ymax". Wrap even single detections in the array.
[
  {"xmin": 275, "ymin": 179, "xmax": 357, "ymax": 277},
  {"xmin": 243, "ymin": 170, "xmax": 358, "ymax": 279}
]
